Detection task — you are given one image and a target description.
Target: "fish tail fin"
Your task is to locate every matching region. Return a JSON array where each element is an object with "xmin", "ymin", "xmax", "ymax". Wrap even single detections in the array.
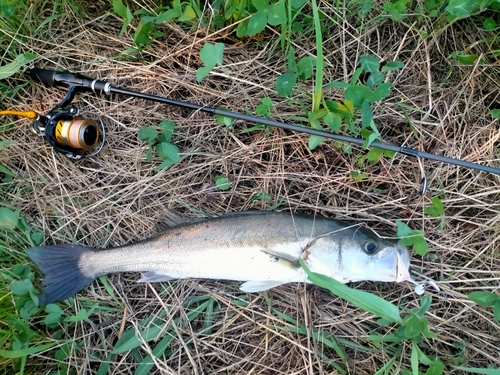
[{"xmin": 28, "ymin": 244, "xmax": 97, "ymax": 305}]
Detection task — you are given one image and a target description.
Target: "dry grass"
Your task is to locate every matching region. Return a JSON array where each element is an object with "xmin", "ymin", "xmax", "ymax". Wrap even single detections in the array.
[{"xmin": 2, "ymin": 0, "xmax": 500, "ymax": 374}]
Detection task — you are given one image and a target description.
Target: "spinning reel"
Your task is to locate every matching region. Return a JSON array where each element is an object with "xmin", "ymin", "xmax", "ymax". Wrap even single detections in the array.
[
  {"xmin": 30, "ymin": 106, "xmax": 104, "ymax": 159},
  {"xmin": 1, "ymin": 69, "xmax": 105, "ymax": 159}
]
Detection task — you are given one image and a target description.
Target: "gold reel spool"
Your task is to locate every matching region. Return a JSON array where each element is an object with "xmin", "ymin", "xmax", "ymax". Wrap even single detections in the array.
[{"xmin": 54, "ymin": 118, "xmax": 99, "ymax": 151}]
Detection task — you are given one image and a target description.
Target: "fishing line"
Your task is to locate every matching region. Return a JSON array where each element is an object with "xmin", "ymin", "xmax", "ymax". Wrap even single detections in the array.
[{"xmin": 21, "ymin": 68, "xmax": 500, "ymax": 179}]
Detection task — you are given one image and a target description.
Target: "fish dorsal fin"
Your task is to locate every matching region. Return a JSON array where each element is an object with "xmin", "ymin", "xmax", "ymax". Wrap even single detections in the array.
[
  {"xmin": 155, "ymin": 209, "xmax": 207, "ymax": 232},
  {"xmin": 220, "ymin": 210, "xmax": 272, "ymax": 217}
]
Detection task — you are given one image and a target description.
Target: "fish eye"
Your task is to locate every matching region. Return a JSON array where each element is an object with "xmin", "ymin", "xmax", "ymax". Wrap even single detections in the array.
[{"xmin": 363, "ymin": 240, "xmax": 378, "ymax": 254}]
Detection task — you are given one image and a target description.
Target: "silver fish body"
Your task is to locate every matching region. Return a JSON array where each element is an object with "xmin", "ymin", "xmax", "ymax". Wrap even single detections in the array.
[{"xmin": 28, "ymin": 211, "xmax": 411, "ymax": 305}]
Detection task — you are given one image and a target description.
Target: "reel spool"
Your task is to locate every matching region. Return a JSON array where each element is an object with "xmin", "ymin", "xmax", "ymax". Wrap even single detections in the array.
[{"xmin": 31, "ymin": 107, "xmax": 105, "ymax": 159}]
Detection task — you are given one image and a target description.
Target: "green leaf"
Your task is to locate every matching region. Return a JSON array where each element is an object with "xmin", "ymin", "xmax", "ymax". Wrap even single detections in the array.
[
  {"xmin": 155, "ymin": 159, "xmax": 177, "ymax": 172},
  {"xmin": 468, "ymin": 291, "xmax": 499, "ymax": 306},
  {"xmin": 455, "ymin": 54, "xmax": 480, "ymax": 65},
  {"xmin": 344, "ymin": 85, "xmax": 371, "ymax": 108},
  {"xmin": 384, "ymin": 0, "xmax": 410, "ymax": 21},
  {"xmin": 414, "ymin": 295, "xmax": 432, "ymax": 318},
  {"xmin": 159, "ymin": 120, "xmax": 175, "ymax": 143},
  {"xmin": 421, "ymin": 318, "xmax": 437, "ymax": 339},
  {"xmin": 366, "ymin": 147, "xmax": 384, "ymax": 163},
  {"xmin": 113, "ymin": 0, "xmax": 128, "ymax": 18},
  {"xmin": 155, "ymin": 8, "xmax": 182, "ymax": 23},
  {"xmin": 247, "ymin": 10, "xmax": 267, "ymax": 36},
  {"xmin": 29, "ymin": 296, "xmax": 40, "ymax": 313},
  {"xmin": 360, "ymin": 54, "xmax": 380, "ymax": 73},
  {"xmin": 308, "ymin": 135, "xmax": 324, "ymax": 150},
  {"xmin": 431, "ymin": 196, "xmax": 444, "ymax": 212},
  {"xmin": 445, "ymin": 0, "xmax": 475, "ymax": 17},
  {"xmin": 133, "ymin": 19, "xmax": 154, "ymax": 47},
  {"xmin": 0, "ymin": 140, "xmax": 14, "ymax": 150},
  {"xmin": 31, "ymin": 231, "xmax": 44, "ymax": 245},
  {"xmin": 275, "ymin": 73, "xmax": 296, "ymax": 97},
  {"xmin": 215, "ymin": 175, "xmax": 231, "ymax": 190},
  {"xmin": 413, "ymin": 236, "xmax": 429, "ymax": 256},
  {"xmin": 453, "ymin": 367, "xmax": 500, "ymax": 375},
  {"xmin": 296, "ymin": 56, "xmax": 316, "ymax": 80},
  {"xmin": 11, "ymin": 279, "xmax": 33, "ymax": 296},
  {"xmin": 308, "ymin": 117, "xmax": 324, "ymax": 150},
  {"xmin": 366, "ymin": 71, "xmax": 385, "ymax": 90},
  {"xmin": 252, "ymin": 0, "xmax": 269, "ymax": 11},
  {"xmin": 236, "ymin": 19, "xmax": 249, "ymax": 38},
  {"xmin": 381, "ymin": 60, "xmax": 405, "ymax": 72},
  {"xmin": 138, "ymin": 126, "xmax": 157, "ymax": 143},
  {"xmin": 323, "ymin": 112, "xmax": 341, "ymax": 131},
  {"xmin": 0, "ymin": 207, "xmax": 19, "ymax": 229},
  {"xmin": 45, "ymin": 304, "xmax": 63, "ymax": 314},
  {"xmin": 256, "ymin": 96, "xmax": 272, "ymax": 117},
  {"xmin": 156, "ymin": 142, "xmax": 180, "ymax": 163},
  {"xmin": 361, "ymin": 100, "xmax": 373, "ymax": 128},
  {"xmin": 0, "ymin": 343, "xmax": 55, "ymax": 358},
  {"xmin": 411, "ymin": 341, "xmax": 419, "ymax": 375},
  {"xmin": 196, "ymin": 66, "xmax": 212, "ymax": 82},
  {"xmin": 350, "ymin": 170, "xmax": 368, "ymax": 182},
  {"xmin": 64, "ymin": 308, "xmax": 89, "ymax": 322},
  {"xmin": 267, "ymin": 2, "xmax": 287, "ymax": 26},
  {"xmin": 494, "ymin": 300, "xmax": 500, "ymax": 321},
  {"xmin": 301, "ymin": 259, "xmax": 402, "ymax": 323},
  {"xmin": 252, "ymin": 189, "xmax": 272, "ymax": 202},
  {"xmin": 368, "ymin": 82, "xmax": 392, "ymax": 103},
  {"xmin": 396, "ymin": 220, "xmax": 412, "ymax": 237},
  {"xmin": 44, "ymin": 304, "xmax": 63, "ymax": 326},
  {"xmin": 483, "ymin": 17, "xmax": 497, "ymax": 31},
  {"xmin": 178, "ymin": 5, "xmax": 196, "ymax": 21},
  {"xmin": 404, "ymin": 316, "xmax": 424, "ymax": 338},
  {"xmin": 351, "ymin": 67, "xmax": 363, "ymax": 85},
  {"xmin": 490, "ymin": 109, "xmax": 500, "ymax": 119},
  {"xmin": 362, "ymin": 129, "xmax": 379, "ymax": 149},
  {"xmin": 287, "ymin": 46, "xmax": 296, "ymax": 72},
  {"xmin": 0, "ymin": 52, "xmax": 38, "ymax": 80},
  {"xmin": 113, "ymin": 0, "xmax": 133, "ymax": 36},
  {"xmin": 425, "ymin": 196, "xmax": 444, "ymax": 217},
  {"xmin": 199, "ymin": 42, "xmax": 224, "ymax": 68}
]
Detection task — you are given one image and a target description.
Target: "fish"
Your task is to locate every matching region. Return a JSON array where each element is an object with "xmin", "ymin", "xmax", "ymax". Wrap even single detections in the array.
[{"xmin": 27, "ymin": 211, "xmax": 411, "ymax": 305}]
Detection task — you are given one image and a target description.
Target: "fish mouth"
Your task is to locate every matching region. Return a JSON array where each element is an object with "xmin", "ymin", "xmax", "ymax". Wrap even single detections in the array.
[
  {"xmin": 395, "ymin": 245, "xmax": 411, "ymax": 282},
  {"xmin": 374, "ymin": 245, "xmax": 411, "ymax": 282}
]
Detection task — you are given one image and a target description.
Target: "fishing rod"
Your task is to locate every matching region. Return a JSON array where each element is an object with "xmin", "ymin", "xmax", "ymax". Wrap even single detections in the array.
[{"xmin": 18, "ymin": 68, "xmax": 500, "ymax": 178}]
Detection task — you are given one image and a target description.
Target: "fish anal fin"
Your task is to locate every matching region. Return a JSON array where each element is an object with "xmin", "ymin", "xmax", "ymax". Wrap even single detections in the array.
[
  {"xmin": 138, "ymin": 271, "xmax": 177, "ymax": 283},
  {"xmin": 240, "ymin": 280, "xmax": 287, "ymax": 293}
]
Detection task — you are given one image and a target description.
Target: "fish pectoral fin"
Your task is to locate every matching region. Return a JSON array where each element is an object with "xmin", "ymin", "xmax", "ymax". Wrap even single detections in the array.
[
  {"xmin": 261, "ymin": 249, "xmax": 300, "ymax": 268},
  {"xmin": 240, "ymin": 280, "xmax": 287, "ymax": 292},
  {"xmin": 138, "ymin": 271, "xmax": 177, "ymax": 283}
]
